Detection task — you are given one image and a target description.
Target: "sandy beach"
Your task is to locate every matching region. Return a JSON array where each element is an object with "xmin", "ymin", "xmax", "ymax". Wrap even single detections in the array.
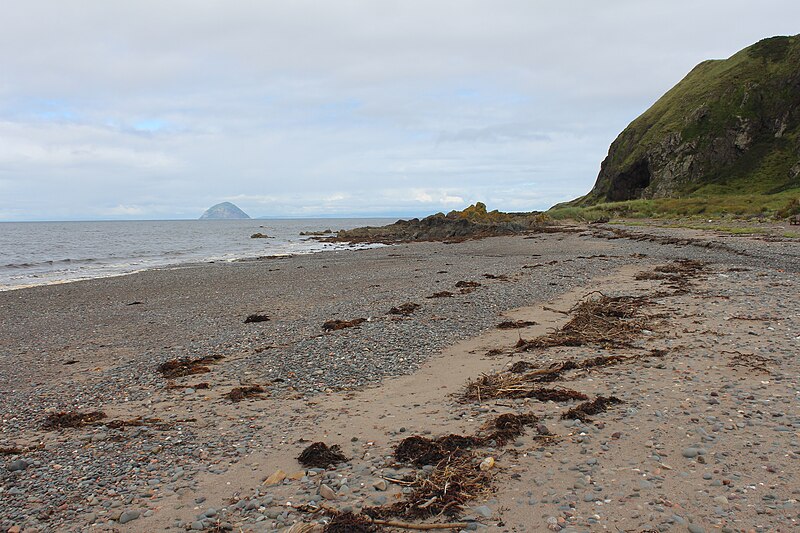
[{"xmin": 1, "ymin": 223, "xmax": 799, "ymax": 533}]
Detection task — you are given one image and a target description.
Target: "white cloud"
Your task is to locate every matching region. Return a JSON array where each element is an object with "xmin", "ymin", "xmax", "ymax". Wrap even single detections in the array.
[{"xmin": 99, "ymin": 204, "xmax": 146, "ymax": 216}]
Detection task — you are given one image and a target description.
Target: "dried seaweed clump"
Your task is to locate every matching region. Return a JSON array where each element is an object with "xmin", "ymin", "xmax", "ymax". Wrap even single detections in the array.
[
  {"xmin": 297, "ymin": 442, "xmax": 349, "ymax": 468},
  {"xmin": 483, "ymin": 413, "xmax": 539, "ymax": 445},
  {"xmin": 43, "ymin": 411, "xmax": 107, "ymax": 429},
  {"xmin": 462, "ymin": 369, "xmax": 589, "ymax": 402},
  {"xmin": 324, "ymin": 511, "xmax": 382, "ymax": 533},
  {"xmin": 635, "ymin": 259, "xmax": 707, "ymax": 294},
  {"xmin": 561, "ymin": 396, "xmax": 622, "ymax": 421},
  {"xmin": 654, "ymin": 259, "xmax": 706, "ymax": 275},
  {"xmin": 227, "ymin": 385, "xmax": 266, "ymax": 402},
  {"xmin": 517, "ymin": 293, "xmax": 651, "ymax": 350},
  {"xmin": 322, "ymin": 318, "xmax": 367, "ymax": 331},
  {"xmin": 426, "ymin": 291, "xmax": 454, "ymax": 299},
  {"xmin": 496, "ymin": 320, "xmax": 537, "ymax": 329},
  {"xmin": 394, "ymin": 434, "xmax": 481, "ymax": 467},
  {"xmin": 388, "ymin": 303, "xmax": 420, "ymax": 316},
  {"xmin": 365, "ymin": 451, "xmax": 490, "ymax": 520},
  {"xmin": 244, "ymin": 314, "xmax": 270, "ymax": 323},
  {"xmin": 104, "ymin": 417, "xmax": 163, "ymax": 429},
  {"xmin": 508, "ymin": 360, "xmax": 536, "ymax": 373},
  {"xmin": 158, "ymin": 355, "xmax": 224, "ymax": 379}
]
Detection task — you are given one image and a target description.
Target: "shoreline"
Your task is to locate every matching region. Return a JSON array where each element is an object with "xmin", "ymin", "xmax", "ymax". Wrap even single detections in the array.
[
  {"xmin": 0, "ymin": 241, "xmax": 386, "ymax": 293},
  {"xmin": 1, "ymin": 225, "xmax": 798, "ymax": 532}
]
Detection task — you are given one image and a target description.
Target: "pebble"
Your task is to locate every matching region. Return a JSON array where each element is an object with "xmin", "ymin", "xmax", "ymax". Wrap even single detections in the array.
[
  {"xmin": 473, "ymin": 505, "xmax": 492, "ymax": 518},
  {"xmin": 319, "ymin": 484, "xmax": 337, "ymax": 500},
  {"xmin": 118, "ymin": 510, "xmax": 140, "ymax": 524},
  {"xmin": 7, "ymin": 459, "xmax": 28, "ymax": 472}
]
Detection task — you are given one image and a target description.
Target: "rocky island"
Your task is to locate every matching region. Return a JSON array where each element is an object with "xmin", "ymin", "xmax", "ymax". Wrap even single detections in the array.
[{"xmin": 200, "ymin": 202, "xmax": 251, "ymax": 220}]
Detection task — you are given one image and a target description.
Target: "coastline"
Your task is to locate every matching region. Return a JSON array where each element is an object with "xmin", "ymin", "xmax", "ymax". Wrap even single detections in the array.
[
  {"xmin": 1, "ymin": 225, "xmax": 798, "ymax": 532},
  {"xmin": 0, "ymin": 218, "xmax": 394, "ymax": 292}
]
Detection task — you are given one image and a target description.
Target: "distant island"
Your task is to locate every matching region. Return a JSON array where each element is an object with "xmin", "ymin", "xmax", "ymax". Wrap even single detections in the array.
[{"xmin": 199, "ymin": 202, "xmax": 250, "ymax": 220}]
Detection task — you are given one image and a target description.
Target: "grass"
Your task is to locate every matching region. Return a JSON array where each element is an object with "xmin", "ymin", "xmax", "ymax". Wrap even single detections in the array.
[
  {"xmin": 549, "ymin": 189, "xmax": 800, "ymax": 221},
  {"xmin": 565, "ymin": 34, "xmax": 800, "ymax": 206}
]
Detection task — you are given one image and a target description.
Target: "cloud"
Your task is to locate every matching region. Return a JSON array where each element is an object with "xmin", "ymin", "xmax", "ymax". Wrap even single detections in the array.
[
  {"xmin": 437, "ymin": 124, "xmax": 552, "ymax": 144},
  {"xmin": 99, "ymin": 204, "xmax": 146, "ymax": 216},
  {"xmin": 1, "ymin": 1, "xmax": 799, "ymax": 220},
  {"xmin": 411, "ymin": 189, "xmax": 464, "ymax": 205}
]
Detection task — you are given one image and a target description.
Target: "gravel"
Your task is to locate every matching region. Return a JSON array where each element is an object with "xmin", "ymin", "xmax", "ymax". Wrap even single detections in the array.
[{"xmin": 0, "ymin": 225, "xmax": 798, "ymax": 531}]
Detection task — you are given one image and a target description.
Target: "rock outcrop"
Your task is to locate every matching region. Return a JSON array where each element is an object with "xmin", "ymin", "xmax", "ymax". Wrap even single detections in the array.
[
  {"xmin": 571, "ymin": 35, "xmax": 800, "ymax": 206},
  {"xmin": 199, "ymin": 202, "xmax": 250, "ymax": 220},
  {"xmin": 327, "ymin": 202, "xmax": 549, "ymax": 243}
]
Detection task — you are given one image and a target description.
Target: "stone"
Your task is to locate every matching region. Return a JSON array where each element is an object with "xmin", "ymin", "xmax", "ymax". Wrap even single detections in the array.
[
  {"xmin": 7, "ymin": 459, "xmax": 28, "ymax": 472},
  {"xmin": 473, "ymin": 505, "xmax": 492, "ymax": 518},
  {"xmin": 372, "ymin": 479, "xmax": 387, "ymax": 491},
  {"xmin": 319, "ymin": 484, "xmax": 337, "ymax": 500},
  {"xmin": 264, "ymin": 469, "xmax": 286, "ymax": 486},
  {"xmin": 118, "ymin": 510, "xmax": 140, "ymax": 524}
]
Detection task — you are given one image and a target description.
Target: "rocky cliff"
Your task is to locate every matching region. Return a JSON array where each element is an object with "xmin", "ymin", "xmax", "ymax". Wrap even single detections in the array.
[
  {"xmin": 572, "ymin": 35, "xmax": 800, "ymax": 206},
  {"xmin": 199, "ymin": 202, "xmax": 250, "ymax": 220}
]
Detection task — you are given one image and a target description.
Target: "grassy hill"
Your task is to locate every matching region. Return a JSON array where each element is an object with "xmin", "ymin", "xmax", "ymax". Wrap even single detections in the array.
[{"xmin": 554, "ymin": 35, "xmax": 800, "ymax": 220}]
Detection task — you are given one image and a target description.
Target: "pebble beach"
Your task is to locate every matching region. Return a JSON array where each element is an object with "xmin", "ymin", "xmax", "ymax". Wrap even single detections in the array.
[{"xmin": 1, "ymin": 223, "xmax": 799, "ymax": 532}]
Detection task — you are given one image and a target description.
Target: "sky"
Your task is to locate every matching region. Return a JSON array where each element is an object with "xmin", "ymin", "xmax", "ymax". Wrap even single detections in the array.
[{"xmin": 1, "ymin": 1, "xmax": 799, "ymax": 221}]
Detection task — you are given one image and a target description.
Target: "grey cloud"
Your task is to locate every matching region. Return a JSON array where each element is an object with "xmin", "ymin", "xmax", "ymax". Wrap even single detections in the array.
[{"xmin": 1, "ymin": 1, "xmax": 799, "ymax": 219}]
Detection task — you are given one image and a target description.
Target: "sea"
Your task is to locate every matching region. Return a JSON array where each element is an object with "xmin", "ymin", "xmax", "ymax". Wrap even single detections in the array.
[{"xmin": 0, "ymin": 218, "xmax": 395, "ymax": 291}]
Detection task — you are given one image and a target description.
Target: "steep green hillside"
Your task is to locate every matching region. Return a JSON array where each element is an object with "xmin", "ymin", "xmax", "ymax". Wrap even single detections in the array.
[{"xmin": 568, "ymin": 35, "xmax": 800, "ymax": 210}]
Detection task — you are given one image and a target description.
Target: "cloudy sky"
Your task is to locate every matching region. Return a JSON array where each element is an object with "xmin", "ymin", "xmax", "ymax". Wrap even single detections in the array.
[{"xmin": 1, "ymin": 1, "xmax": 798, "ymax": 220}]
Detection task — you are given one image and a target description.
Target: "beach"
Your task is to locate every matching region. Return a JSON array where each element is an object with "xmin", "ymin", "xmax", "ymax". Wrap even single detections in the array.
[{"xmin": 1, "ymin": 223, "xmax": 799, "ymax": 532}]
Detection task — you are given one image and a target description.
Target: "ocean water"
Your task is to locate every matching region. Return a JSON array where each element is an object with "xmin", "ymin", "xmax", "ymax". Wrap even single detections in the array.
[{"xmin": 0, "ymin": 218, "xmax": 394, "ymax": 291}]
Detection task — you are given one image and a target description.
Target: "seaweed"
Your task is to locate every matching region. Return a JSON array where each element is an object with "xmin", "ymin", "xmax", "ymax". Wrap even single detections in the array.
[
  {"xmin": 394, "ymin": 435, "xmax": 481, "ymax": 467},
  {"xmin": 324, "ymin": 512, "xmax": 382, "ymax": 533},
  {"xmin": 43, "ymin": 411, "xmax": 107, "ymax": 429},
  {"xmin": 104, "ymin": 417, "xmax": 163, "ymax": 429},
  {"xmin": 158, "ymin": 355, "xmax": 224, "ymax": 379},
  {"xmin": 482, "ymin": 413, "xmax": 538, "ymax": 445},
  {"xmin": 322, "ymin": 318, "xmax": 367, "ymax": 331},
  {"xmin": 496, "ymin": 320, "xmax": 537, "ymax": 329},
  {"xmin": 297, "ymin": 442, "xmax": 348, "ymax": 468},
  {"xmin": 462, "ymin": 372, "xmax": 589, "ymax": 402},
  {"xmin": 244, "ymin": 314, "xmax": 270, "ymax": 323},
  {"xmin": 517, "ymin": 293, "xmax": 653, "ymax": 350},
  {"xmin": 426, "ymin": 291, "xmax": 454, "ymax": 299},
  {"xmin": 364, "ymin": 450, "xmax": 490, "ymax": 520},
  {"xmin": 561, "ymin": 396, "xmax": 623, "ymax": 422},
  {"xmin": 388, "ymin": 303, "xmax": 420, "ymax": 316},
  {"xmin": 227, "ymin": 385, "xmax": 266, "ymax": 402},
  {"xmin": 508, "ymin": 360, "xmax": 536, "ymax": 373}
]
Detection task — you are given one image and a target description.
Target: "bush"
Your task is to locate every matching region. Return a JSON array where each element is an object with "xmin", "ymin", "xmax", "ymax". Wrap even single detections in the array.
[{"xmin": 775, "ymin": 197, "xmax": 800, "ymax": 219}]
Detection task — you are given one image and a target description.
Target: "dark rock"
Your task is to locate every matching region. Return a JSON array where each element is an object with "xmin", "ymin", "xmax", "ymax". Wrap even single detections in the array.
[{"xmin": 7, "ymin": 459, "xmax": 28, "ymax": 472}]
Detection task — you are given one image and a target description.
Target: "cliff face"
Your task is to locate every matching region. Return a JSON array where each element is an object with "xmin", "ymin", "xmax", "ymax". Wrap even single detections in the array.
[
  {"xmin": 199, "ymin": 202, "xmax": 250, "ymax": 220},
  {"xmin": 574, "ymin": 35, "xmax": 800, "ymax": 206}
]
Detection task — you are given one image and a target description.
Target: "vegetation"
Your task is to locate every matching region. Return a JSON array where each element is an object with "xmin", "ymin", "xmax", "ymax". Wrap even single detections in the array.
[
  {"xmin": 549, "ymin": 188, "xmax": 800, "ymax": 221},
  {"xmin": 566, "ymin": 34, "xmax": 800, "ymax": 208}
]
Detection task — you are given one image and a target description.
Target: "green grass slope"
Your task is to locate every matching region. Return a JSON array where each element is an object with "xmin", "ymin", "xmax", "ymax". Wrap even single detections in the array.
[{"xmin": 560, "ymin": 35, "xmax": 800, "ymax": 218}]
